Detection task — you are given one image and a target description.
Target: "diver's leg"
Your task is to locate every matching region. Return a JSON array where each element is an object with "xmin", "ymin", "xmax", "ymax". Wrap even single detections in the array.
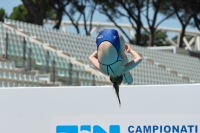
[
  {"xmin": 118, "ymin": 32, "xmax": 133, "ymax": 84},
  {"xmin": 121, "ymin": 53, "xmax": 133, "ymax": 84}
]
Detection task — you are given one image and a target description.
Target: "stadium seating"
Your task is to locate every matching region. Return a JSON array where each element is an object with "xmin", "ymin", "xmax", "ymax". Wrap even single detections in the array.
[
  {"xmin": 1, "ymin": 19, "xmax": 199, "ymax": 86},
  {"xmin": 130, "ymin": 45, "xmax": 200, "ymax": 82},
  {"xmin": 0, "ymin": 60, "xmax": 42, "ymax": 87},
  {"xmin": 0, "ymin": 22, "xmax": 111, "ymax": 86}
]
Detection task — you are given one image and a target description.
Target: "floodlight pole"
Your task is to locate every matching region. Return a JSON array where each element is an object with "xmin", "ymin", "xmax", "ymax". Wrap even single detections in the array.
[
  {"xmin": 92, "ymin": 74, "xmax": 95, "ymax": 86},
  {"xmin": 46, "ymin": 50, "xmax": 49, "ymax": 73},
  {"xmin": 51, "ymin": 60, "xmax": 56, "ymax": 84},
  {"xmin": 76, "ymin": 71, "xmax": 80, "ymax": 86},
  {"xmin": 69, "ymin": 62, "xmax": 72, "ymax": 85},
  {"xmin": 23, "ymin": 37, "xmax": 26, "ymax": 61},
  {"xmin": 28, "ymin": 48, "xmax": 32, "ymax": 71},
  {"xmin": 5, "ymin": 33, "xmax": 8, "ymax": 59}
]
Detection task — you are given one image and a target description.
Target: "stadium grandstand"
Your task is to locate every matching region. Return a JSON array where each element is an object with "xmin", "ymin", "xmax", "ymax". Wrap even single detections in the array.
[{"xmin": 0, "ymin": 19, "xmax": 199, "ymax": 87}]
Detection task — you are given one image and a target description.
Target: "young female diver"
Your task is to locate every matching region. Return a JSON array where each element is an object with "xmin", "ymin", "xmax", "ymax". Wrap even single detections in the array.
[{"xmin": 89, "ymin": 29, "xmax": 142, "ymax": 105}]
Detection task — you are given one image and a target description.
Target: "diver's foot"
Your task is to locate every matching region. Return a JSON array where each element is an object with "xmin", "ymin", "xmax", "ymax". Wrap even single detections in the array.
[{"xmin": 123, "ymin": 71, "xmax": 133, "ymax": 84}]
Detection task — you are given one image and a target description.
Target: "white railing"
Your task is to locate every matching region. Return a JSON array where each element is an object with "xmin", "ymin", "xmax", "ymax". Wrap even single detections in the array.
[{"xmin": 147, "ymin": 46, "xmax": 176, "ymax": 54}]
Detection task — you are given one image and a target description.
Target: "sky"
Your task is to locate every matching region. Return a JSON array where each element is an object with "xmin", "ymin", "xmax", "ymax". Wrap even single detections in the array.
[{"xmin": 0, "ymin": 0, "xmax": 198, "ymax": 40}]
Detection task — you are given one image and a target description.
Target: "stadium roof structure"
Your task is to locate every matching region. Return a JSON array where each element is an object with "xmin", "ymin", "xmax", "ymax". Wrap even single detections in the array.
[{"xmin": 0, "ymin": 19, "xmax": 199, "ymax": 87}]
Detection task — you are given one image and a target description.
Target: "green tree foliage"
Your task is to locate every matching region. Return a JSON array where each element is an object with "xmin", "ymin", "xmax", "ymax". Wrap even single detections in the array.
[
  {"xmin": 158, "ymin": 0, "xmax": 197, "ymax": 48},
  {"xmin": 0, "ymin": 8, "xmax": 8, "ymax": 21},
  {"xmin": 6, "ymin": 0, "xmax": 200, "ymax": 49},
  {"xmin": 145, "ymin": 0, "xmax": 174, "ymax": 46},
  {"xmin": 169, "ymin": 0, "xmax": 194, "ymax": 48},
  {"xmin": 18, "ymin": 0, "xmax": 97, "ymax": 32},
  {"xmin": 133, "ymin": 30, "xmax": 171, "ymax": 46},
  {"xmin": 21, "ymin": 0, "xmax": 46, "ymax": 25},
  {"xmin": 95, "ymin": 0, "xmax": 146, "ymax": 45},
  {"xmin": 9, "ymin": 4, "xmax": 33, "ymax": 23},
  {"xmin": 9, "ymin": 0, "xmax": 60, "ymax": 28},
  {"xmin": 153, "ymin": 30, "xmax": 171, "ymax": 46},
  {"xmin": 95, "ymin": 0, "xmax": 174, "ymax": 47},
  {"xmin": 21, "ymin": 0, "xmax": 64, "ymax": 26}
]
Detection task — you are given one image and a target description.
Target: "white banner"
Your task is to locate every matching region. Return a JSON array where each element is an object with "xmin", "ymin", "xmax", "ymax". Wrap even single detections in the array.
[
  {"xmin": 51, "ymin": 115, "xmax": 200, "ymax": 133},
  {"xmin": 0, "ymin": 84, "xmax": 199, "ymax": 133}
]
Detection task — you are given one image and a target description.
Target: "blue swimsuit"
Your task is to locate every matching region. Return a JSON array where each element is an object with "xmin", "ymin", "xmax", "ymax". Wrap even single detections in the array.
[{"xmin": 96, "ymin": 29, "xmax": 121, "ymax": 76}]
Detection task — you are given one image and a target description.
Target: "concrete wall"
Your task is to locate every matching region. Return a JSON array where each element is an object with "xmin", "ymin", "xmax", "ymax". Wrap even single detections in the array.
[{"xmin": 0, "ymin": 84, "xmax": 200, "ymax": 133}]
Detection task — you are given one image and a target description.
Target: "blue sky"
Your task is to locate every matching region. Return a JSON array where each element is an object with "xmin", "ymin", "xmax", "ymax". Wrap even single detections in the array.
[{"xmin": 0, "ymin": 0, "xmax": 198, "ymax": 40}]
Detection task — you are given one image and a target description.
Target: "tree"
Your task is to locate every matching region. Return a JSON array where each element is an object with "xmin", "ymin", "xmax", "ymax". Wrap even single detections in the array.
[
  {"xmin": 190, "ymin": 0, "xmax": 200, "ymax": 31},
  {"xmin": 193, "ymin": 14, "xmax": 200, "ymax": 31},
  {"xmin": 75, "ymin": 0, "xmax": 97, "ymax": 35},
  {"xmin": 61, "ymin": 0, "xmax": 97, "ymax": 35},
  {"xmin": 170, "ymin": 0, "xmax": 194, "ymax": 48},
  {"xmin": 153, "ymin": 30, "xmax": 171, "ymax": 46},
  {"xmin": 63, "ymin": 0, "xmax": 81, "ymax": 33},
  {"xmin": 47, "ymin": 0, "xmax": 97, "ymax": 34},
  {"xmin": 21, "ymin": 0, "xmax": 48, "ymax": 25},
  {"xmin": 145, "ymin": 0, "xmax": 174, "ymax": 46},
  {"xmin": 9, "ymin": 4, "xmax": 34, "ymax": 23},
  {"xmin": 0, "ymin": 8, "xmax": 7, "ymax": 18},
  {"xmin": 0, "ymin": 8, "xmax": 8, "ymax": 21},
  {"xmin": 172, "ymin": 35, "xmax": 194, "ymax": 45},
  {"xmin": 9, "ymin": 0, "xmax": 64, "ymax": 28},
  {"xmin": 96, "ymin": 0, "xmax": 146, "ymax": 45},
  {"xmin": 133, "ymin": 30, "xmax": 171, "ymax": 46},
  {"xmin": 49, "ymin": 0, "xmax": 72, "ymax": 29},
  {"xmin": 96, "ymin": 0, "xmax": 174, "ymax": 46}
]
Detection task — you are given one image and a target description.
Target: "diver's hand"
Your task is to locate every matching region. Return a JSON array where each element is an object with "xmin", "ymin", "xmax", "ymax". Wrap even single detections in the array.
[
  {"xmin": 89, "ymin": 50, "xmax": 100, "ymax": 69},
  {"xmin": 93, "ymin": 50, "xmax": 98, "ymax": 58},
  {"xmin": 125, "ymin": 44, "xmax": 131, "ymax": 53}
]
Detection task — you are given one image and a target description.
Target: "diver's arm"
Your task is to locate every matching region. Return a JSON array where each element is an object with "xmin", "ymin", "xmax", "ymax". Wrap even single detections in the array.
[
  {"xmin": 88, "ymin": 51, "xmax": 100, "ymax": 69},
  {"xmin": 129, "ymin": 48, "xmax": 142, "ymax": 63},
  {"xmin": 123, "ymin": 48, "xmax": 142, "ymax": 72}
]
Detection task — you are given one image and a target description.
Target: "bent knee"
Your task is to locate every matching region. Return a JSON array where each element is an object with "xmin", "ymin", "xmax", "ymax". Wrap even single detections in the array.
[
  {"xmin": 118, "ymin": 32, "xmax": 126, "ymax": 53},
  {"xmin": 120, "ymin": 52, "xmax": 126, "ymax": 59}
]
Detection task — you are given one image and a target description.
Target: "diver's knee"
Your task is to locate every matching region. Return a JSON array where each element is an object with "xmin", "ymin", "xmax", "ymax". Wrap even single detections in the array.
[{"xmin": 120, "ymin": 52, "xmax": 127, "ymax": 59}]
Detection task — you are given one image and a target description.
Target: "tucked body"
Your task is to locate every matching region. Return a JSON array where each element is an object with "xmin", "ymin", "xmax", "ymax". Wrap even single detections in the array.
[{"xmin": 89, "ymin": 29, "xmax": 142, "ymax": 106}]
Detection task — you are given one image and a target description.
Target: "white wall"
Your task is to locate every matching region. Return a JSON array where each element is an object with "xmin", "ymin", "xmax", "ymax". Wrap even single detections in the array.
[{"xmin": 0, "ymin": 84, "xmax": 200, "ymax": 133}]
